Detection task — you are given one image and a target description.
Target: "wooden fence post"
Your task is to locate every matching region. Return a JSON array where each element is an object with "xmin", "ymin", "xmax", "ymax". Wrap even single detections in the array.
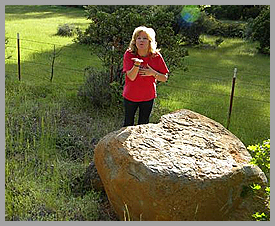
[
  {"xmin": 226, "ymin": 67, "xmax": 237, "ymax": 129},
  {"xmin": 17, "ymin": 33, "xmax": 21, "ymax": 81}
]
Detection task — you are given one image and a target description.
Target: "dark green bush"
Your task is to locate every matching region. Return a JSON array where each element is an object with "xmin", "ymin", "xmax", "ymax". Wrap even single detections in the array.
[
  {"xmin": 202, "ymin": 14, "xmax": 246, "ymax": 38},
  {"xmin": 77, "ymin": 67, "xmax": 122, "ymax": 108},
  {"xmin": 78, "ymin": 68, "xmax": 111, "ymax": 108},
  {"xmin": 57, "ymin": 23, "xmax": 76, "ymax": 37},
  {"xmin": 177, "ymin": 7, "xmax": 245, "ymax": 44},
  {"xmin": 75, "ymin": 5, "xmax": 188, "ymax": 80},
  {"xmin": 251, "ymin": 7, "xmax": 270, "ymax": 54},
  {"xmin": 204, "ymin": 5, "xmax": 262, "ymax": 20},
  {"xmin": 75, "ymin": 6, "xmax": 147, "ymax": 84},
  {"xmin": 177, "ymin": 6, "xmax": 206, "ymax": 45}
]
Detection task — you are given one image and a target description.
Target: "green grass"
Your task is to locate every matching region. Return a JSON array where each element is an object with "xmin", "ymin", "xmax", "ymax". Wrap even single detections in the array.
[
  {"xmin": 5, "ymin": 5, "xmax": 121, "ymax": 221},
  {"xmin": 5, "ymin": 5, "xmax": 270, "ymax": 221},
  {"xmin": 5, "ymin": 5, "xmax": 101, "ymax": 87},
  {"xmin": 156, "ymin": 35, "xmax": 270, "ymax": 146}
]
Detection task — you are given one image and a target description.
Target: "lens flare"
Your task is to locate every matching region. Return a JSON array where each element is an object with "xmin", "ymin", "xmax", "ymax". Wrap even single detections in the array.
[{"xmin": 180, "ymin": 5, "xmax": 201, "ymax": 26}]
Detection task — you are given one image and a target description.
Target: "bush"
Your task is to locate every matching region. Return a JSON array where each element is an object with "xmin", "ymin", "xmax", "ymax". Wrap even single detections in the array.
[
  {"xmin": 204, "ymin": 5, "xmax": 262, "ymax": 21},
  {"xmin": 56, "ymin": 23, "xmax": 76, "ymax": 37},
  {"xmin": 247, "ymin": 139, "xmax": 270, "ymax": 221},
  {"xmin": 5, "ymin": 37, "xmax": 12, "ymax": 60},
  {"xmin": 251, "ymin": 7, "xmax": 270, "ymax": 54},
  {"xmin": 202, "ymin": 14, "xmax": 246, "ymax": 38},
  {"xmin": 177, "ymin": 6, "xmax": 245, "ymax": 44},
  {"xmin": 177, "ymin": 6, "xmax": 206, "ymax": 45},
  {"xmin": 75, "ymin": 5, "xmax": 188, "ymax": 81},
  {"xmin": 247, "ymin": 139, "xmax": 270, "ymax": 182},
  {"xmin": 77, "ymin": 67, "xmax": 122, "ymax": 108}
]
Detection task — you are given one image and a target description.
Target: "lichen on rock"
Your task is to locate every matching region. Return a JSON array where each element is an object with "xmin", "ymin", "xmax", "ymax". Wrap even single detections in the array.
[{"xmin": 94, "ymin": 109, "xmax": 267, "ymax": 220}]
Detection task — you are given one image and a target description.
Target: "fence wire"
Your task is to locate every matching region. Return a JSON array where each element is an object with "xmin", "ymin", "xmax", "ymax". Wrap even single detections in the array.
[{"xmin": 5, "ymin": 36, "xmax": 270, "ymax": 124}]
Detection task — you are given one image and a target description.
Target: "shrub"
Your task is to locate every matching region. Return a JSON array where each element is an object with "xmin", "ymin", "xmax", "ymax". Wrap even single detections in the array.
[
  {"xmin": 77, "ymin": 67, "xmax": 122, "ymax": 108},
  {"xmin": 5, "ymin": 37, "xmax": 12, "ymax": 60},
  {"xmin": 75, "ymin": 5, "xmax": 188, "ymax": 82},
  {"xmin": 75, "ymin": 6, "xmax": 146, "ymax": 84},
  {"xmin": 56, "ymin": 23, "xmax": 76, "ymax": 37},
  {"xmin": 243, "ymin": 18, "xmax": 254, "ymax": 40},
  {"xmin": 251, "ymin": 6, "xmax": 270, "ymax": 54},
  {"xmin": 177, "ymin": 6, "xmax": 206, "ymax": 45},
  {"xmin": 247, "ymin": 139, "xmax": 270, "ymax": 221},
  {"xmin": 202, "ymin": 14, "xmax": 246, "ymax": 38},
  {"xmin": 204, "ymin": 5, "xmax": 262, "ymax": 21},
  {"xmin": 247, "ymin": 139, "xmax": 270, "ymax": 182}
]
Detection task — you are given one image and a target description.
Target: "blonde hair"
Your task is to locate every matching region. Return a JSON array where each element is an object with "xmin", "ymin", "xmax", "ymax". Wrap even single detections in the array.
[{"xmin": 128, "ymin": 26, "xmax": 160, "ymax": 56}]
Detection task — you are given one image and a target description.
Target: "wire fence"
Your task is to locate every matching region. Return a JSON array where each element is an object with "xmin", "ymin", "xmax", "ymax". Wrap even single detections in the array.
[
  {"xmin": 5, "ymin": 34, "xmax": 270, "ymax": 137},
  {"xmin": 5, "ymin": 34, "xmax": 90, "ymax": 87}
]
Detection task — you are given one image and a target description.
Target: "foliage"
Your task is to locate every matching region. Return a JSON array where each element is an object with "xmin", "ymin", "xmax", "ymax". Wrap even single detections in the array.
[
  {"xmin": 56, "ymin": 23, "xmax": 76, "ymax": 37},
  {"xmin": 77, "ymin": 67, "xmax": 123, "ymax": 108},
  {"xmin": 5, "ymin": 5, "xmax": 270, "ymax": 221},
  {"xmin": 250, "ymin": 183, "xmax": 270, "ymax": 221},
  {"xmin": 5, "ymin": 37, "xmax": 12, "ymax": 60},
  {"xmin": 247, "ymin": 140, "xmax": 270, "ymax": 221},
  {"xmin": 251, "ymin": 6, "xmax": 270, "ymax": 54},
  {"xmin": 75, "ymin": 5, "xmax": 188, "ymax": 82},
  {"xmin": 205, "ymin": 5, "xmax": 270, "ymax": 54},
  {"xmin": 177, "ymin": 5, "xmax": 206, "ymax": 45},
  {"xmin": 203, "ymin": 15, "xmax": 246, "ymax": 38},
  {"xmin": 145, "ymin": 6, "xmax": 188, "ymax": 72},
  {"xmin": 204, "ymin": 5, "xmax": 263, "ymax": 20},
  {"xmin": 247, "ymin": 139, "xmax": 270, "ymax": 182},
  {"xmin": 175, "ymin": 6, "xmax": 245, "ymax": 44},
  {"xmin": 75, "ymin": 6, "xmax": 148, "ymax": 84},
  {"xmin": 252, "ymin": 212, "xmax": 269, "ymax": 221}
]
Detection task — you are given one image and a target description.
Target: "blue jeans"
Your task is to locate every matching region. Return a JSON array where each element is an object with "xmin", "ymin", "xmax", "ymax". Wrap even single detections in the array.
[{"xmin": 123, "ymin": 98, "xmax": 154, "ymax": 127}]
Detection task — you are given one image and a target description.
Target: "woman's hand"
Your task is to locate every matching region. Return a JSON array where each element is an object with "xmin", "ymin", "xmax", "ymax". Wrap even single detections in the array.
[
  {"xmin": 126, "ymin": 58, "xmax": 144, "ymax": 81},
  {"xmin": 139, "ymin": 64, "xmax": 156, "ymax": 77},
  {"xmin": 131, "ymin": 58, "xmax": 143, "ymax": 65},
  {"xmin": 140, "ymin": 64, "xmax": 168, "ymax": 82}
]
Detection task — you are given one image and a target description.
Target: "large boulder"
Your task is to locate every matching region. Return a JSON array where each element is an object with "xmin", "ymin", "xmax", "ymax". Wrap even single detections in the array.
[{"xmin": 94, "ymin": 109, "xmax": 267, "ymax": 221}]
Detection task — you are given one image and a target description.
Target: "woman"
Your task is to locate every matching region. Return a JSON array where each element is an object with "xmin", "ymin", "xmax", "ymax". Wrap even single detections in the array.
[{"xmin": 122, "ymin": 26, "xmax": 169, "ymax": 127}]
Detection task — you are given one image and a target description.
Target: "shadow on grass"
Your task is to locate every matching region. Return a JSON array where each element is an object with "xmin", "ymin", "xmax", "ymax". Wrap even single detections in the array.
[{"xmin": 5, "ymin": 5, "xmax": 86, "ymax": 20}]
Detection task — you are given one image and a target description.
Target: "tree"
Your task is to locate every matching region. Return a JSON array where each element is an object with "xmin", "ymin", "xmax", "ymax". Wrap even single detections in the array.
[
  {"xmin": 251, "ymin": 6, "xmax": 270, "ymax": 54},
  {"xmin": 204, "ymin": 5, "xmax": 263, "ymax": 20},
  {"xmin": 75, "ymin": 5, "xmax": 188, "ymax": 84}
]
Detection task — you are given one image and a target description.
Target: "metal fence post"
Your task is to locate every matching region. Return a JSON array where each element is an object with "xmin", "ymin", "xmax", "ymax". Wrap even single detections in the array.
[
  {"xmin": 17, "ymin": 33, "xmax": 21, "ymax": 81},
  {"xmin": 226, "ymin": 67, "xmax": 237, "ymax": 129},
  {"xmin": 50, "ymin": 45, "xmax": 56, "ymax": 82}
]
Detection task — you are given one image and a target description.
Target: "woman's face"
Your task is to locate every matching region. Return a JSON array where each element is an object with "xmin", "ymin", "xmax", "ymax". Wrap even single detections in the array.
[{"xmin": 135, "ymin": 31, "xmax": 150, "ymax": 51}]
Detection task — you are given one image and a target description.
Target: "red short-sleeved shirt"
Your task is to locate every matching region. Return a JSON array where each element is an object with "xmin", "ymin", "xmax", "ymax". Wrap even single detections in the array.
[{"xmin": 122, "ymin": 49, "xmax": 169, "ymax": 102}]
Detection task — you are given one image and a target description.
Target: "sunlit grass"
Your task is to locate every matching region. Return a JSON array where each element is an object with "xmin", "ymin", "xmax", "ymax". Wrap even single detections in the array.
[
  {"xmin": 156, "ymin": 36, "xmax": 270, "ymax": 146},
  {"xmin": 5, "ymin": 5, "xmax": 270, "ymax": 221},
  {"xmin": 5, "ymin": 5, "xmax": 116, "ymax": 221}
]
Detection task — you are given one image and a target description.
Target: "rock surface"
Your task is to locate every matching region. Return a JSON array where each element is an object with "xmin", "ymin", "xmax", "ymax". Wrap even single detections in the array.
[{"xmin": 94, "ymin": 109, "xmax": 267, "ymax": 221}]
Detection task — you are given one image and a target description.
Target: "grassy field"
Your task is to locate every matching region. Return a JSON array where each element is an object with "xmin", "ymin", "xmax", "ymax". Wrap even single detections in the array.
[
  {"xmin": 5, "ymin": 5, "xmax": 121, "ymax": 221},
  {"xmin": 156, "ymin": 35, "xmax": 270, "ymax": 146},
  {"xmin": 5, "ymin": 5, "xmax": 270, "ymax": 221}
]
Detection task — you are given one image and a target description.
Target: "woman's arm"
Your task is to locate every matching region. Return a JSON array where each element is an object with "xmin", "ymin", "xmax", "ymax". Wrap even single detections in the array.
[
  {"xmin": 126, "ymin": 58, "xmax": 143, "ymax": 81},
  {"xmin": 154, "ymin": 71, "xmax": 168, "ymax": 82},
  {"xmin": 126, "ymin": 64, "xmax": 140, "ymax": 81},
  {"xmin": 139, "ymin": 64, "xmax": 168, "ymax": 82}
]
